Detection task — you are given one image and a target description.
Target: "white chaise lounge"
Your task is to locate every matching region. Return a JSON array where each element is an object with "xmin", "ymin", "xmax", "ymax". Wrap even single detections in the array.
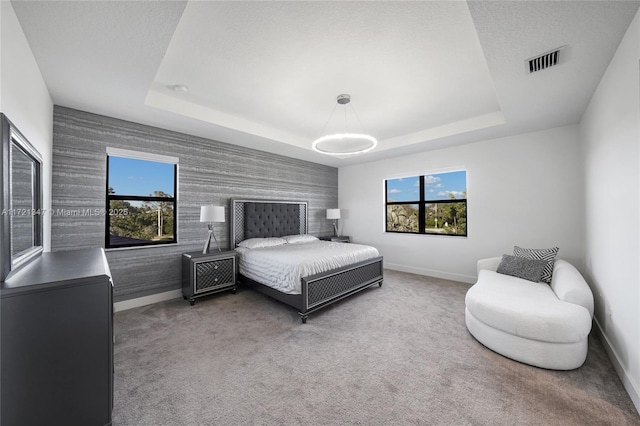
[{"xmin": 465, "ymin": 256, "xmax": 594, "ymax": 370}]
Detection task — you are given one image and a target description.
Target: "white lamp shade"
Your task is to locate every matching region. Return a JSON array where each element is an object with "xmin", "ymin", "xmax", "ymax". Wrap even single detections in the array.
[
  {"xmin": 200, "ymin": 205, "xmax": 225, "ymax": 223},
  {"xmin": 326, "ymin": 209, "xmax": 341, "ymax": 220}
]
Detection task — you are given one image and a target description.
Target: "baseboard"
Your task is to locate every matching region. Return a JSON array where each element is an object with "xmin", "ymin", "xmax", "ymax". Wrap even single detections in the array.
[
  {"xmin": 593, "ymin": 317, "xmax": 640, "ymax": 415},
  {"xmin": 113, "ymin": 289, "xmax": 182, "ymax": 312},
  {"xmin": 384, "ymin": 262, "xmax": 476, "ymax": 284}
]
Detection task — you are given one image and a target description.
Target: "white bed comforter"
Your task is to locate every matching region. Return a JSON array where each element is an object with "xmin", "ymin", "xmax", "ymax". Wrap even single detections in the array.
[{"xmin": 235, "ymin": 241, "xmax": 380, "ymax": 294}]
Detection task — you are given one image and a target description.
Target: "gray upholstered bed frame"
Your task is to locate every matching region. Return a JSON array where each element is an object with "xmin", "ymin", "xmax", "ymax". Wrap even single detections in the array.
[{"xmin": 230, "ymin": 199, "xmax": 383, "ymax": 323}]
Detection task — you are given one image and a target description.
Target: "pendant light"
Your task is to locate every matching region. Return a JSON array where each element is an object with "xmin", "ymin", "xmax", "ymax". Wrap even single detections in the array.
[{"xmin": 312, "ymin": 94, "xmax": 377, "ymax": 156}]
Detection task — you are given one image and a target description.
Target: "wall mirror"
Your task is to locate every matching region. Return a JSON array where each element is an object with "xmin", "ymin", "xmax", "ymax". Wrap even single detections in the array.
[{"xmin": 1, "ymin": 114, "xmax": 43, "ymax": 282}]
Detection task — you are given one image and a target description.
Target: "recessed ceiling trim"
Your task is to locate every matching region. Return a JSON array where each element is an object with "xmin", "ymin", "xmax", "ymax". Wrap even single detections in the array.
[
  {"xmin": 380, "ymin": 111, "xmax": 506, "ymax": 151},
  {"xmin": 145, "ymin": 87, "xmax": 307, "ymax": 148}
]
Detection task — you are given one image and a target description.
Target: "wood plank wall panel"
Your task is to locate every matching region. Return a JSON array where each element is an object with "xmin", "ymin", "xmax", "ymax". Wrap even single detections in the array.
[{"xmin": 52, "ymin": 106, "xmax": 338, "ymax": 302}]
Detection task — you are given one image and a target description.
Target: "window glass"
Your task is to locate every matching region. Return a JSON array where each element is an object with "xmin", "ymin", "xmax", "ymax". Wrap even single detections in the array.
[
  {"xmin": 108, "ymin": 157, "xmax": 174, "ymax": 197},
  {"xmin": 424, "ymin": 170, "xmax": 466, "ymax": 201},
  {"xmin": 386, "ymin": 204, "xmax": 419, "ymax": 233},
  {"xmin": 106, "ymin": 154, "xmax": 177, "ymax": 248},
  {"xmin": 425, "ymin": 202, "xmax": 466, "ymax": 236},
  {"xmin": 386, "ymin": 176, "xmax": 419, "ymax": 203}
]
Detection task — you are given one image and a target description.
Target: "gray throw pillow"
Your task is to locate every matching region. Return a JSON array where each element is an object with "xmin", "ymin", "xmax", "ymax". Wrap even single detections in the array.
[
  {"xmin": 496, "ymin": 254, "xmax": 548, "ymax": 282},
  {"xmin": 513, "ymin": 246, "xmax": 559, "ymax": 283}
]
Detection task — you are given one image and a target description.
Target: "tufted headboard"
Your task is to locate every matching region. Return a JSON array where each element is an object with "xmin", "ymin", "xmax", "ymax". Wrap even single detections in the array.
[{"xmin": 230, "ymin": 199, "xmax": 308, "ymax": 247}]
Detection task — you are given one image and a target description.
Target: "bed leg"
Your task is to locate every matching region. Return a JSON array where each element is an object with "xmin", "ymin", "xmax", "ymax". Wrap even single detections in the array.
[
  {"xmin": 379, "ymin": 281, "xmax": 383, "ymax": 287},
  {"xmin": 300, "ymin": 315, "xmax": 308, "ymax": 324}
]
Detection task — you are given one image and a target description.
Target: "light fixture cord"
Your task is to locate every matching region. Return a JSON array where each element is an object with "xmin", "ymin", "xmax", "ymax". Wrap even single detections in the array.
[
  {"xmin": 317, "ymin": 102, "xmax": 339, "ymax": 137},
  {"xmin": 315, "ymin": 95, "xmax": 371, "ymax": 139},
  {"xmin": 349, "ymin": 102, "xmax": 369, "ymax": 135}
]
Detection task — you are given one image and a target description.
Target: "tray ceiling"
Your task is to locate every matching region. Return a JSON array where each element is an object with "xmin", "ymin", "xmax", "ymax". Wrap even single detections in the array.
[{"xmin": 10, "ymin": 0, "xmax": 639, "ymax": 166}]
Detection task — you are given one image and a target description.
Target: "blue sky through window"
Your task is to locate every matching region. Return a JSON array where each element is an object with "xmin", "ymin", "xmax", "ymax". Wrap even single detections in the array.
[
  {"xmin": 424, "ymin": 170, "xmax": 466, "ymax": 200},
  {"xmin": 386, "ymin": 176, "xmax": 419, "ymax": 202},
  {"xmin": 108, "ymin": 157, "xmax": 175, "ymax": 197},
  {"xmin": 387, "ymin": 170, "xmax": 466, "ymax": 202}
]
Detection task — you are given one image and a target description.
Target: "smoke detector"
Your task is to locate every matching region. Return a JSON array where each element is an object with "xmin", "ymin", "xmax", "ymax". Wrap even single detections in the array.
[{"xmin": 167, "ymin": 84, "xmax": 189, "ymax": 93}]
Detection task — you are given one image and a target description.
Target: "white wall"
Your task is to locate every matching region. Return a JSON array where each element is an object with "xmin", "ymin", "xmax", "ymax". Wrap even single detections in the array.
[
  {"xmin": 1, "ymin": 1, "xmax": 53, "ymax": 251},
  {"xmin": 579, "ymin": 8, "xmax": 640, "ymax": 412},
  {"xmin": 339, "ymin": 124, "xmax": 584, "ymax": 283}
]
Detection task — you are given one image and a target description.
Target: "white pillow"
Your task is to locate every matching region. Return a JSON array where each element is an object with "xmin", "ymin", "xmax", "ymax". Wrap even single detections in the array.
[
  {"xmin": 238, "ymin": 237, "xmax": 287, "ymax": 249},
  {"xmin": 282, "ymin": 234, "xmax": 319, "ymax": 244}
]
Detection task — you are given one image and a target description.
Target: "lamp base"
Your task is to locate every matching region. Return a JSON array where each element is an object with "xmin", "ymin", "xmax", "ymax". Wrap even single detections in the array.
[{"xmin": 203, "ymin": 226, "xmax": 221, "ymax": 254}]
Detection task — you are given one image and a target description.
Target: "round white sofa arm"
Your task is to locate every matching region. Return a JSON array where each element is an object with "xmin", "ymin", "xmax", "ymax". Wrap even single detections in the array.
[
  {"xmin": 476, "ymin": 256, "xmax": 502, "ymax": 274},
  {"xmin": 550, "ymin": 259, "xmax": 594, "ymax": 317}
]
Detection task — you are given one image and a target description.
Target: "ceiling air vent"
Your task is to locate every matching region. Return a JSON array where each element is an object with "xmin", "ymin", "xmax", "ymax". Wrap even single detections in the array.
[{"xmin": 526, "ymin": 46, "xmax": 566, "ymax": 73}]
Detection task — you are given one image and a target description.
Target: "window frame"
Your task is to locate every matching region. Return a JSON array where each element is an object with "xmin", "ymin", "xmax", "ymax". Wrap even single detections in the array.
[
  {"xmin": 105, "ymin": 148, "xmax": 178, "ymax": 249},
  {"xmin": 385, "ymin": 171, "xmax": 467, "ymax": 237}
]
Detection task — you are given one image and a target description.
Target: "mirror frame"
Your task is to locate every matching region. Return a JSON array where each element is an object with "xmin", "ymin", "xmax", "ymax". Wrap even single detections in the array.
[{"xmin": 1, "ymin": 114, "xmax": 43, "ymax": 282}]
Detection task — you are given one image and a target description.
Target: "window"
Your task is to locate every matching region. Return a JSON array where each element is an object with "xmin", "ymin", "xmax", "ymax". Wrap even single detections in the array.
[
  {"xmin": 385, "ymin": 170, "xmax": 467, "ymax": 236},
  {"xmin": 106, "ymin": 148, "xmax": 178, "ymax": 248}
]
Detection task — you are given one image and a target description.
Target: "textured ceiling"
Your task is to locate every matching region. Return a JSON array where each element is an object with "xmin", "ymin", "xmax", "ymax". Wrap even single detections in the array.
[{"xmin": 10, "ymin": 1, "xmax": 640, "ymax": 167}]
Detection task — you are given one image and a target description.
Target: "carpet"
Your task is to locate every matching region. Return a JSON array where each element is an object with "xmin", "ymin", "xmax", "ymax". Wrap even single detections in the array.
[{"xmin": 113, "ymin": 269, "xmax": 639, "ymax": 425}]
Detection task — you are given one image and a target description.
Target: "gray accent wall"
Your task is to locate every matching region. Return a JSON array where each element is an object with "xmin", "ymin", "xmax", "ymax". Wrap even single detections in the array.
[{"xmin": 52, "ymin": 106, "xmax": 338, "ymax": 302}]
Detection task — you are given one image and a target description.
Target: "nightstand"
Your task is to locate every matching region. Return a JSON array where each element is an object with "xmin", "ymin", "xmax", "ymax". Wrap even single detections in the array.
[
  {"xmin": 182, "ymin": 250, "xmax": 237, "ymax": 305},
  {"xmin": 330, "ymin": 236, "xmax": 350, "ymax": 243}
]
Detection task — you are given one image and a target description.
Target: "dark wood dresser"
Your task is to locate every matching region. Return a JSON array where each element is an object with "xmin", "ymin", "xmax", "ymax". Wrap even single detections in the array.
[{"xmin": 1, "ymin": 248, "xmax": 113, "ymax": 426}]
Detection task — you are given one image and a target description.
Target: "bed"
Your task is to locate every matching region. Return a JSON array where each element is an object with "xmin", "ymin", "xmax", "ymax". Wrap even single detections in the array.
[{"xmin": 230, "ymin": 199, "xmax": 383, "ymax": 323}]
